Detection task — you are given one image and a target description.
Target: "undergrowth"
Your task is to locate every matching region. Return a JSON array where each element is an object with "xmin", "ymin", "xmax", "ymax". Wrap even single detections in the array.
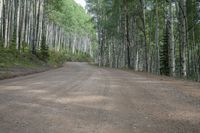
[{"xmin": 0, "ymin": 46, "xmax": 92, "ymax": 69}]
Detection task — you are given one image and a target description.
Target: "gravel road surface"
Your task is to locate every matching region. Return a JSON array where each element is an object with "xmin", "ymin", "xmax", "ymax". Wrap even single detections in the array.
[{"xmin": 0, "ymin": 62, "xmax": 199, "ymax": 133}]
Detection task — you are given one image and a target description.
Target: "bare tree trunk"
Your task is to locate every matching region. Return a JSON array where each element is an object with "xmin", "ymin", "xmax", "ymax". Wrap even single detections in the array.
[
  {"xmin": 4, "ymin": 0, "xmax": 8, "ymax": 48},
  {"xmin": 169, "ymin": 0, "xmax": 176, "ymax": 77},
  {"xmin": 124, "ymin": 0, "xmax": 131, "ymax": 68},
  {"xmin": 155, "ymin": 0, "xmax": 160, "ymax": 75},
  {"xmin": 179, "ymin": 0, "xmax": 187, "ymax": 77},
  {"xmin": 0, "ymin": 0, "xmax": 3, "ymax": 42},
  {"xmin": 140, "ymin": 0, "xmax": 148, "ymax": 72}
]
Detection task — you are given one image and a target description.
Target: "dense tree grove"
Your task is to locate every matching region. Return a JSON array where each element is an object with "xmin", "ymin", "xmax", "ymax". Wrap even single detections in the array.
[
  {"xmin": 86, "ymin": 0, "xmax": 200, "ymax": 81},
  {"xmin": 0, "ymin": 0, "xmax": 95, "ymax": 56}
]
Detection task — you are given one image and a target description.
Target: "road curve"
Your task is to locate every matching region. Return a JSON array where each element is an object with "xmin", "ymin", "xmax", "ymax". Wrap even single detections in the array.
[{"xmin": 0, "ymin": 62, "xmax": 200, "ymax": 133}]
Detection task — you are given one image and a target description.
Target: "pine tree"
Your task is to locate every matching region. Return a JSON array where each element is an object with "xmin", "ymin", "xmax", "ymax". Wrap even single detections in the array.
[{"xmin": 160, "ymin": 23, "xmax": 170, "ymax": 76}]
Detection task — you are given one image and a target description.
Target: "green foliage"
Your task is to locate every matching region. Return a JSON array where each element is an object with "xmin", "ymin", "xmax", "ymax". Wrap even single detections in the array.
[
  {"xmin": 48, "ymin": 51, "xmax": 67, "ymax": 67},
  {"xmin": 48, "ymin": 50, "xmax": 92, "ymax": 67},
  {"xmin": 0, "ymin": 47, "xmax": 45, "ymax": 68},
  {"xmin": 47, "ymin": 0, "xmax": 97, "ymax": 58},
  {"xmin": 47, "ymin": 0, "xmax": 63, "ymax": 12},
  {"xmin": 48, "ymin": 0, "xmax": 95, "ymax": 35},
  {"xmin": 65, "ymin": 52, "xmax": 92, "ymax": 62},
  {"xmin": 38, "ymin": 36, "xmax": 49, "ymax": 62},
  {"xmin": 47, "ymin": 50, "xmax": 91, "ymax": 68}
]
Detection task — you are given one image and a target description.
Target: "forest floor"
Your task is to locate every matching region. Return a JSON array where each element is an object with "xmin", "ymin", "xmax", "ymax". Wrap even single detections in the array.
[{"xmin": 0, "ymin": 62, "xmax": 199, "ymax": 133}]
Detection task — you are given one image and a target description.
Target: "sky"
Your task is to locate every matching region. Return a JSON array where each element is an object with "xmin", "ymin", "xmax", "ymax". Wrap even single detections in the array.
[{"xmin": 74, "ymin": 0, "xmax": 86, "ymax": 8}]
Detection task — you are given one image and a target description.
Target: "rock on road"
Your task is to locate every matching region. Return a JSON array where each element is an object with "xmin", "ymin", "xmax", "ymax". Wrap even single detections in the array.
[{"xmin": 0, "ymin": 62, "xmax": 200, "ymax": 133}]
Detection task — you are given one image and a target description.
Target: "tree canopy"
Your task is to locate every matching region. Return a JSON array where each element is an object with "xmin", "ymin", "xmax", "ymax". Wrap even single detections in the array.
[{"xmin": 49, "ymin": 0, "xmax": 95, "ymax": 34}]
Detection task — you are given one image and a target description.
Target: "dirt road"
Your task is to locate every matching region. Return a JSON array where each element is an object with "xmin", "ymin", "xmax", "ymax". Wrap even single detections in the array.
[{"xmin": 0, "ymin": 62, "xmax": 199, "ymax": 133}]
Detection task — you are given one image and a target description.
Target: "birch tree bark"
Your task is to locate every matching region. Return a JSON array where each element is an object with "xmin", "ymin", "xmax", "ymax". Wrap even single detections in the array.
[{"xmin": 169, "ymin": 0, "xmax": 176, "ymax": 77}]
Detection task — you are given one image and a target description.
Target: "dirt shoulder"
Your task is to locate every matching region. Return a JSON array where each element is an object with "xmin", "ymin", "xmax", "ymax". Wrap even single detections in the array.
[{"xmin": 0, "ymin": 66, "xmax": 52, "ymax": 80}]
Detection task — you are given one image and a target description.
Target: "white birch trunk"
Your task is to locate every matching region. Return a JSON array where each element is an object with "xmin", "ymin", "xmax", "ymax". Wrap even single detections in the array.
[
  {"xmin": 16, "ymin": 0, "xmax": 21, "ymax": 49},
  {"xmin": 169, "ymin": 0, "xmax": 176, "ymax": 77}
]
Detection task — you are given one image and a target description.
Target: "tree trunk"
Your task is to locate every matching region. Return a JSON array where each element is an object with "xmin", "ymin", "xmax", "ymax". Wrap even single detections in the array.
[
  {"xmin": 155, "ymin": 0, "xmax": 160, "ymax": 75},
  {"xmin": 140, "ymin": 0, "xmax": 148, "ymax": 72},
  {"xmin": 179, "ymin": 0, "xmax": 187, "ymax": 77},
  {"xmin": 169, "ymin": 0, "xmax": 176, "ymax": 77},
  {"xmin": 124, "ymin": 0, "xmax": 131, "ymax": 68}
]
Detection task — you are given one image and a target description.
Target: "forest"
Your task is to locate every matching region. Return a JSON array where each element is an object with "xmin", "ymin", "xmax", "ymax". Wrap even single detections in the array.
[
  {"xmin": 86, "ymin": 0, "xmax": 200, "ymax": 82},
  {"xmin": 0, "ymin": 0, "xmax": 95, "ymax": 71}
]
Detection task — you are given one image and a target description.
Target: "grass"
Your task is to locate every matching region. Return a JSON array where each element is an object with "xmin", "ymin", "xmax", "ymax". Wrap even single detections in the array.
[
  {"xmin": 0, "ymin": 46, "xmax": 92, "ymax": 68},
  {"xmin": 0, "ymin": 47, "xmax": 46, "ymax": 68}
]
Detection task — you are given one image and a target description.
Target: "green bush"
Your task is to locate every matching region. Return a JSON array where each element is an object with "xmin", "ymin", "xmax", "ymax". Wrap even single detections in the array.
[
  {"xmin": 48, "ymin": 50, "xmax": 92, "ymax": 67},
  {"xmin": 36, "ymin": 36, "xmax": 49, "ymax": 62},
  {"xmin": 65, "ymin": 51, "xmax": 92, "ymax": 62},
  {"xmin": 48, "ymin": 51, "xmax": 67, "ymax": 67},
  {"xmin": 0, "ymin": 46, "xmax": 45, "ymax": 68}
]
